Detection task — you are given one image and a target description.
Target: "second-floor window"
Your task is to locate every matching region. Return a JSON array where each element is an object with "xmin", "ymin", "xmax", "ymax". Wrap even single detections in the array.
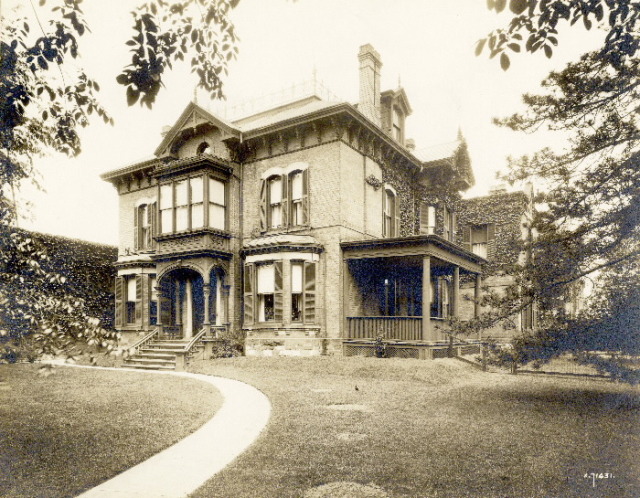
[
  {"xmin": 268, "ymin": 176, "xmax": 283, "ymax": 229},
  {"xmin": 419, "ymin": 203, "xmax": 436, "ymax": 235},
  {"xmin": 260, "ymin": 169, "xmax": 309, "ymax": 232},
  {"xmin": 134, "ymin": 202, "xmax": 157, "ymax": 251},
  {"xmin": 464, "ymin": 223, "xmax": 496, "ymax": 259},
  {"xmin": 159, "ymin": 175, "xmax": 226, "ymax": 234},
  {"xmin": 383, "ymin": 186, "xmax": 399, "ymax": 237},
  {"xmin": 443, "ymin": 205, "xmax": 456, "ymax": 242}
]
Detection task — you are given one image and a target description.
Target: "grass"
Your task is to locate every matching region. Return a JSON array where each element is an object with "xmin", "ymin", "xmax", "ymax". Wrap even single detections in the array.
[
  {"xmin": 0, "ymin": 364, "xmax": 222, "ymax": 498},
  {"xmin": 188, "ymin": 356, "xmax": 640, "ymax": 498}
]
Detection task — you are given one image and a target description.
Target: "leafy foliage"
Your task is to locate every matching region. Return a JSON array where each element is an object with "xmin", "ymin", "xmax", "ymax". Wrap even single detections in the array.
[
  {"xmin": 0, "ymin": 229, "xmax": 119, "ymax": 363},
  {"xmin": 116, "ymin": 0, "xmax": 239, "ymax": 107},
  {"xmin": 0, "ymin": 0, "xmax": 239, "ymax": 362},
  {"xmin": 468, "ymin": 0, "xmax": 640, "ymax": 382},
  {"xmin": 479, "ymin": 0, "xmax": 640, "ymax": 70}
]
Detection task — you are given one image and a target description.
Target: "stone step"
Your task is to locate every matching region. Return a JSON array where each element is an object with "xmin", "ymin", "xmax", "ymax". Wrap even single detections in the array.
[
  {"xmin": 125, "ymin": 363, "xmax": 176, "ymax": 371},
  {"xmin": 125, "ymin": 356, "xmax": 176, "ymax": 366},
  {"xmin": 142, "ymin": 347, "xmax": 186, "ymax": 354},
  {"xmin": 134, "ymin": 351, "xmax": 177, "ymax": 360}
]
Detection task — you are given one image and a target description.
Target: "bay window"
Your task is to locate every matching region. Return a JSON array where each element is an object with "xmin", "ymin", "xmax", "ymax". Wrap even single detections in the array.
[
  {"xmin": 291, "ymin": 262, "xmax": 303, "ymax": 321},
  {"xmin": 257, "ymin": 264, "xmax": 276, "ymax": 322},
  {"xmin": 243, "ymin": 259, "xmax": 316, "ymax": 325},
  {"xmin": 125, "ymin": 276, "xmax": 136, "ymax": 324},
  {"xmin": 159, "ymin": 175, "xmax": 226, "ymax": 233},
  {"xmin": 209, "ymin": 177, "xmax": 226, "ymax": 230}
]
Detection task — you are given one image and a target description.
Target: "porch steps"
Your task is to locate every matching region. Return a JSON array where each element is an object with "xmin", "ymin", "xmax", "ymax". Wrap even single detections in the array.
[{"xmin": 124, "ymin": 339, "xmax": 203, "ymax": 371}]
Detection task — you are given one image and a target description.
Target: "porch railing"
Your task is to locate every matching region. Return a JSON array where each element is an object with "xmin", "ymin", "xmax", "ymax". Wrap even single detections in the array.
[
  {"xmin": 127, "ymin": 327, "xmax": 159, "ymax": 356},
  {"xmin": 346, "ymin": 316, "xmax": 422, "ymax": 341}
]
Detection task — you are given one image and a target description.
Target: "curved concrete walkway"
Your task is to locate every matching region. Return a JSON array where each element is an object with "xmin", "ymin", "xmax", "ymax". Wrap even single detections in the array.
[{"xmin": 61, "ymin": 365, "xmax": 271, "ymax": 498}]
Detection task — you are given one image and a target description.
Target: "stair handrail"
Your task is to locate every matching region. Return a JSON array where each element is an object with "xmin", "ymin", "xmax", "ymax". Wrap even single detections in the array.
[
  {"xmin": 182, "ymin": 327, "xmax": 208, "ymax": 354},
  {"xmin": 127, "ymin": 327, "xmax": 160, "ymax": 356}
]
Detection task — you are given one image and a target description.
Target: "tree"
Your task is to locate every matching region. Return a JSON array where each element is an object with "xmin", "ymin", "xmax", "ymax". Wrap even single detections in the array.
[
  {"xmin": 0, "ymin": 0, "xmax": 239, "ymax": 363},
  {"xmin": 468, "ymin": 0, "xmax": 640, "ymax": 382}
]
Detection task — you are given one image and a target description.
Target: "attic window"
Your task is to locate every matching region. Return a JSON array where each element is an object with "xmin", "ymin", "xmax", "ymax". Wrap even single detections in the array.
[
  {"xmin": 392, "ymin": 106, "xmax": 403, "ymax": 142},
  {"xmin": 197, "ymin": 142, "xmax": 210, "ymax": 155}
]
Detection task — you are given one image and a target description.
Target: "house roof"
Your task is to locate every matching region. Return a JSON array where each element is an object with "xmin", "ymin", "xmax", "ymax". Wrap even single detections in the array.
[
  {"xmin": 231, "ymin": 95, "xmax": 341, "ymax": 131},
  {"xmin": 380, "ymin": 87, "xmax": 412, "ymax": 115},
  {"xmin": 154, "ymin": 101, "xmax": 241, "ymax": 157},
  {"xmin": 414, "ymin": 140, "xmax": 461, "ymax": 164},
  {"xmin": 243, "ymin": 234, "xmax": 321, "ymax": 249}
]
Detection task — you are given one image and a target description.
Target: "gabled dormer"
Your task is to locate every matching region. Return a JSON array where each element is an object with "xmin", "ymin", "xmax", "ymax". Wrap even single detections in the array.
[
  {"xmin": 380, "ymin": 87, "xmax": 412, "ymax": 146},
  {"xmin": 154, "ymin": 101, "xmax": 241, "ymax": 160}
]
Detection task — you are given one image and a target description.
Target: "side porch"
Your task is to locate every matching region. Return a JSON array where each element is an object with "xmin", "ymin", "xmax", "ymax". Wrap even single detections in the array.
[{"xmin": 341, "ymin": 235, "xmax": 484, "ymax": 358}]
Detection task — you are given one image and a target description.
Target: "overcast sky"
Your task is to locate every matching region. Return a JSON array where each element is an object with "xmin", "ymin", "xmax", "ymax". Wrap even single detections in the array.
[{"xmin": 6, "ymin": 0, "xmax": 602, "ymax": 245}]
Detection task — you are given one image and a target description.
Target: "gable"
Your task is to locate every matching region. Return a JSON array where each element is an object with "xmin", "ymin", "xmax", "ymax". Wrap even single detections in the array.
[{"xmin": 154, "ymin": 102, "xmax": 241, "ymax": 157}]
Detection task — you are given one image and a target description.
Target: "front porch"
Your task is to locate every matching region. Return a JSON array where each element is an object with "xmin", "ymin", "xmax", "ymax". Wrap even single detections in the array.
[{"xmin": 341, "ymin": 235, "xmax": 485, "ymax": 352}]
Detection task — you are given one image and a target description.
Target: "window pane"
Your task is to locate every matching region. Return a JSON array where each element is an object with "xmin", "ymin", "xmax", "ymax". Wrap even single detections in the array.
[
  {"xmin": 472, "ymin": 226, "xmax": 488, "ymax": 243},
  {"xmin": 291, "ymin": 293, "xmax": 302, "ymax": 321},
  {"xmin": 192, "ymin": 203, "xmax": 204, "ymax": 228},
  {"xmin": 291, "ymin": 201, "xmax": 302, "ymax": 226},
  {"xmin": 291, "ymin": 172, "xmax": 303, "ymax": 200},
  {"xmin": 270, "ymin": 204, "xmax": 281, "ymax": 228},
  {"xmin": 149, "ymin": 277, "xmax": 157, "ymax": 301},
  {"xmin": 159, "ymin": 184, "xmax": 172, "ymax": 209},
  {"xmin": 175, "ymin": 179, "xmax": 188, "ymax": 206},
  {"xmin": 126, "ymin": 277, "xmax": 136, "ymax": 302},
  {"xmin": 291, "ymin": 263, "xmax": 303, "ymax": 293},
  {"xmin": 472, "ymin": 243, "xmax": 488, "ymax": 259},
  {"xmin": 176, "ymin": 206, "xmax": 188, "ymax": 231},
  {"xmin": 191, "ymin": 176, "xmax": 203, "ymax": 203},
  {"xmin": 209, "ymin": 178, "xmax": 225, "ymax": 205},
  {"xmin": 257, "ymin": 264, "xmax": 275, "ymax": 294},
  {"xmin": 161, "ymin": 209, "xmax": 172, "ymax": 233},
  {"xmin": 269, "ymin": 177, "xmax": 282, "ymax": 203},
  {"xmin": 209, "ymin": 203, "xmax": 225, "ymax": 230}
]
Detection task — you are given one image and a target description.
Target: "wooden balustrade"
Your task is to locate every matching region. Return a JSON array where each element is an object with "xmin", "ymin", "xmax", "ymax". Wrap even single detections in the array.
[{"xmin": 346, "ymin": 316, "xmax": 423, "ymax": 341}]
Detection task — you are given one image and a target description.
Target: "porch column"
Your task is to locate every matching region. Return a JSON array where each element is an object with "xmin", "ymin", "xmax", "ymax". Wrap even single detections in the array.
[
  {"xmin": 451, "ymin": 266, "xmax": 460, "ymax": 318},
  {"xmin": 342, "ymin": 259, "xmax": 349, "ymax": 339},
  {"xmin": 156, "ymin": 287, "xmax": 164, "ymax": 333},
  {"xmin": 175, "ymin": 282, "xmax": 182, "ymax": 327},
  {"xmin": 184, "ymin": 279, "xmax": 193, "ymax": 339},
  {"xmin": 474, "ymin": 273, "xmax": 482, "ymax": 340},
  {"xmin": 422, "ymin": 255, "xmax": 432, "ymax": 342},
  {"xmin": 203, "ymin": 284, "xmax": 211, "ymax": 335}
]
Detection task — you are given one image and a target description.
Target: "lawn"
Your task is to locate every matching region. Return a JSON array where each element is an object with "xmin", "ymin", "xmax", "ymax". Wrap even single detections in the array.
[
  {"xmin": 0, "ymin": 364, "xmax": 222, "ymax": 497},
  {"xmin": 189, "ymin": 356, "xmax": 640, "ymax": 498}
]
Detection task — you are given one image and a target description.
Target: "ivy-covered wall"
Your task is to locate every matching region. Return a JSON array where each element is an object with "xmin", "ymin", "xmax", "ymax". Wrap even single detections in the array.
[
  {"xmin": 13, "ymin": 229, "xmax": 118, "ymax": 328},
  {"xmin": 456, "ymin": 191, "xmax": 530, "ymax": 274},
  {"xmin": 381, "ymin": 161, "xmax": 461, "ymax": 238}
]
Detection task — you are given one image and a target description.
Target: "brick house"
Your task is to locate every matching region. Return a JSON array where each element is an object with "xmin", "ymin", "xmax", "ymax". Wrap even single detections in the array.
[{"xmin": 101, "ymin": 44, "xmax": 534, "ymax": 360}]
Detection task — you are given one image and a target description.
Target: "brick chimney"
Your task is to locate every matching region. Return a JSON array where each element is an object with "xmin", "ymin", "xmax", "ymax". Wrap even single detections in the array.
[{"xmin": 358, "ymin": 44, "xmax": 382, "ymax": 127}]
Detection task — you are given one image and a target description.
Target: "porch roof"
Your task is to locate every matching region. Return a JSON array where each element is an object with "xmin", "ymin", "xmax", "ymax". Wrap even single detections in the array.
[{"xmin": 340, "ymin": 235, "xmax": 484, "ymax": 273}]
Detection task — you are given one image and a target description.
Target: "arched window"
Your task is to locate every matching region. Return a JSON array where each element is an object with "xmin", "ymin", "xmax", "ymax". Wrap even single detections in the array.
[
  {"xmin": 196, "ymin": 141, "xmax": 210, "ymax": 155},
  {"xmin": 289, "ymin": 169, "xmax": 306, "ymax": 226},
  {"xmin": 259, "ymin": 167, "xmax": 309, "ymax": 232},
  {"xmin": 383, "ymin": 187, "xmax": 399, "ymax": 237},
  {"xmin": 267, "ymin": 176, "xmax": 283, "ymax": 229}
]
